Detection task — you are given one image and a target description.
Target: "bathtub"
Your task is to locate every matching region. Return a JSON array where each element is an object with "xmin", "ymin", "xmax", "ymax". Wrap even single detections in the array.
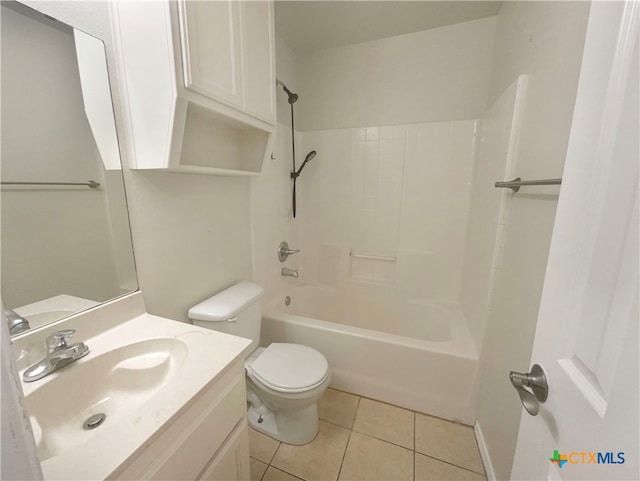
[{"xmin": 261, "ymin": 283, "xmax": 480, "ymax": 424}]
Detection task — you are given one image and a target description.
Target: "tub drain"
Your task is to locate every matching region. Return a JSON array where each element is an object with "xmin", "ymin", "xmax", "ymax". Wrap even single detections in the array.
[{"xmin": 83, "ymin": 413, "xmax": 106, "ymax": 430}]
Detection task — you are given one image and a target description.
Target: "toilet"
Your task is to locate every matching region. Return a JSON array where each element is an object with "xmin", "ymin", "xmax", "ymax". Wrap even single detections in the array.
[{"xmin": 188, "ymin": 281, "xmax": 330, "ymax": 445}]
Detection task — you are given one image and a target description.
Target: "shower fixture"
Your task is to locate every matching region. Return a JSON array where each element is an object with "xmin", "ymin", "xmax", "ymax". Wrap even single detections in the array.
[
  {"xmin": 276, "ymin": 79, "xmax": 298, "ymax": 104},
  {"xmin": 290, "ymin": 150, "xmax": 317, "ymax": 179},
  {"xmin": 276, "ymin": 79, "xmax": 317, "ymax": 218}
]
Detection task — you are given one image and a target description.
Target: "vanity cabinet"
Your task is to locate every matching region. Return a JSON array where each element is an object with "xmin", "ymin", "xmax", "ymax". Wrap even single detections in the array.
[
  {"xmin": 114, "ymin": 360, "xmax": 250, "ymax": 481},
  {"xmin": 112, "ymin": 0, "xmax": 275, "ymax": 175}
]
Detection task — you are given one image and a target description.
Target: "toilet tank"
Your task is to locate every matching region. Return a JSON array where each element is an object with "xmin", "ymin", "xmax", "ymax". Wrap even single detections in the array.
[{"xmin": 188, "ymin": 281, "xmax": 264, "ymax": 351}]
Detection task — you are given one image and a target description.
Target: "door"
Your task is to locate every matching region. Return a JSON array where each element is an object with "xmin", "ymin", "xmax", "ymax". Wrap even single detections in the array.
[
  {"xmin": 511, "ymin": 3, "xmax": 638, "ymax": 481},
  {"xmin": 178, "ymin": 0, "xmax": 243, "ymax": 107},
  {"xmin": 240, "ymin": 0, "xmax": 276, "ymax": 124}
]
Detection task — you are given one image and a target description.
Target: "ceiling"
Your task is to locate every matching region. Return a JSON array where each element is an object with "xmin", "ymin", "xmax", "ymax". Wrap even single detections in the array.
[{"xmin": 275, "ymin": 1, "xmax": 502, "ymax": 55}]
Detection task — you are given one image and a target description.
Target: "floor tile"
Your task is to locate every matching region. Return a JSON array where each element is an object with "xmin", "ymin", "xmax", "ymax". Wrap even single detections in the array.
[
  {"xmin": 262, "ymin": 466, "xmax": 304, "ymax": 481},
  {"xmin": 318, "ymin": 388, "xmax": 360, "ymax": 428},
  {"xmin": 249, "ymin": 428, "xmax": 280, "ymax": 464},
  {"xmin": 415, "ymin": 414, "xmax": 484, "ymax": 474},
  {"xmin": 250, "ymin": 457, "xmax": 268, "ymax": 481},
  {"xmin": 415, "ymin": 453, "xmax": 486, "ymax": 480},
  {"xmin": 352, "ymin": 398, "xmax": 414, "ymax": 449},
  {"xmin": 338, "ymin": 431, "xmax": 413, "ymax": 481},
  {"xmin": 271, "ymin": 421, "xmax": 350, "ymax": 481}
]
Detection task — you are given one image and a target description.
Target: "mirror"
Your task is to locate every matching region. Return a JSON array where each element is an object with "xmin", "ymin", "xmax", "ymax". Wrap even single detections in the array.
[{"xmin": 1, "ymin": 2, "xmax": 138, "ymax": 336}]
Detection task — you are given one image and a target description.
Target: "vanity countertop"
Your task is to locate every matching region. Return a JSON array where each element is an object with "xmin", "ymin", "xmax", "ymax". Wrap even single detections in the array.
[{"xmin": 15, "ymin": 292, "xmax": 252, "ymax": 480}]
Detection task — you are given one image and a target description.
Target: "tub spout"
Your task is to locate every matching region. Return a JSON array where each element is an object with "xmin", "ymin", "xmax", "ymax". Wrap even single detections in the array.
[{"xmin": 281, "ymin": 267, "xmax": 298, "ymax": 278}]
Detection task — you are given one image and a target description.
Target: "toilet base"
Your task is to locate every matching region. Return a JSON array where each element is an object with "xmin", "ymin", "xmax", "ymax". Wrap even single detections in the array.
[{"xmin": 247, "ymin": 402, "xmax": 319, "ymax": 445}]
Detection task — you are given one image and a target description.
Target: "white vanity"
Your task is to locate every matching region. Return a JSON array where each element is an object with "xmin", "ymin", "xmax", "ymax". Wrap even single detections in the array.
[{"xmin": 13, "ymin": 293, "xmax": 252, "ymax": 481}]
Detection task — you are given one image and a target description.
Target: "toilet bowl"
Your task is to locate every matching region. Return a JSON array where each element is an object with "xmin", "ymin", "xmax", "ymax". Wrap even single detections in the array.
[
  {"xmin": 188, "ymin": 282, "xmax": 330, "ymax": 445},
  {"xmin": 245, "ymin": 344, "xmax": 331, "ymax": 444}
]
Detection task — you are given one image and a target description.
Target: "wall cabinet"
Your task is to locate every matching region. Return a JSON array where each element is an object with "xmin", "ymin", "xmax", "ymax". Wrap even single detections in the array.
[{"xmin": 112, "ymin": 0, "xmax": 275, "ymax": 175}]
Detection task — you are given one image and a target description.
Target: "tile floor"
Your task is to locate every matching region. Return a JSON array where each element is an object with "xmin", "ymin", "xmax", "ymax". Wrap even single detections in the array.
[{"xmin": 249, "ymin": 388, "xmax": 487, "ymax": 481}]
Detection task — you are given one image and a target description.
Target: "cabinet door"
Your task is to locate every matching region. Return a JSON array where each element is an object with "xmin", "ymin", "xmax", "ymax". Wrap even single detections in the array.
[
  {"xmin": 199, "ymin": 422, "xmax": 250, "ymax": 481},
  {"xmin": 240, "ymin": 0, "xmax": 276, "ymax": 123},
  {"xmin": 178, "ymin": 0, "xmax": 243, "ymax": 107}
]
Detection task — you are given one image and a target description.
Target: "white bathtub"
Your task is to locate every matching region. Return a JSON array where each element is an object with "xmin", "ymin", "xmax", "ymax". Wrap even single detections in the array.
[{"xmin": 262, "ymin": 283, "xmax": 480, "ymax": 424}]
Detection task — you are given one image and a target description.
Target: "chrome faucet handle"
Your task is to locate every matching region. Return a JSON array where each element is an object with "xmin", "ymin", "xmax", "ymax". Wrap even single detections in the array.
[
  {"xmin": 278, "ymin": 241, "xmax": 300, "ymax": 262},
  {"xmin": 46, "ymin": 329, "xmax": 76, "ymax": 353}
]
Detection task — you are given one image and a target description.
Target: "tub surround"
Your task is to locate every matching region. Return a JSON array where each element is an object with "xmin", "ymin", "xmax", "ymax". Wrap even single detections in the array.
[
  {"xmin": 12, "ymin": 292, "xmax": 252, "ymax": 480},
  {"xmin": 262, "ymin": 282, "xmax": 479, "ymax": 424}
]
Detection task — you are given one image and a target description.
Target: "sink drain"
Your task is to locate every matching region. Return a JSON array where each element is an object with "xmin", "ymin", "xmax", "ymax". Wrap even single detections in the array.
[{"xmin": 83, "ymin": 413, "xmax": 106, "ymax": 430}]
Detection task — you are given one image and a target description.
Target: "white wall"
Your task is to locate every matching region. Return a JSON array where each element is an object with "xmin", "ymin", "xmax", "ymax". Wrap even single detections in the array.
[
  {"xmin": 296, "ymin": 17, "xmax": 496, "ymax": 131},
  {"xmin": 471, "ymin": 2, "xmax": 591, "ymax": 480},
  {"xmin": 461, "ymin": 76, "xmax": 527, "ymax": 351},
  {"xmin": 251, "ymin": 123, "xmax": 301, "ymax": 303},
  {"xmin": 275, "ymin": 35, "xmax": 298, "ymax": 127},
  {"xmin": 250, "ymin": 34, "xmax": 303, "ymax": 303},
  {"xmin": 0, "ymin": 5, "xmax": 121, "ymax": 308}
]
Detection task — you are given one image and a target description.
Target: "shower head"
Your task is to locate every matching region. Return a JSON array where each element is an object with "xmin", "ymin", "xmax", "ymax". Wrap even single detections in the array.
[
  {"xmin": 291, "ymin": 150, "xmax": 317, "ymax": 179},
  {"xmin": 276, "ymin": 79, "xmax": 298, "ymax": 104},
  {"xmin": 303, "ymin": 150, "xmax": 317, "ymax": 163}
]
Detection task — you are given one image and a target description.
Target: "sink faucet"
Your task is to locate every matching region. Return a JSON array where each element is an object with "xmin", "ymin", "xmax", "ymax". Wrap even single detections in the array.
[
  {"xmin": 23, "ymin": 329, "xmax": 89, "ymax": 382},
  {"xmin": 281, "ymin": 267, "xmax": 299, "ymax": 278},
  {"xmin": 5, "ymin": 308, "xmax": 30, "ymax": 335}
]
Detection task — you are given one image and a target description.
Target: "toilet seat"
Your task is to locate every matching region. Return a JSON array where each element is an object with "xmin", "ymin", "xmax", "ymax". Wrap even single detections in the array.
[{"xmin": 247, "ymin": 343, "xmax": 329, "ymax": 394}]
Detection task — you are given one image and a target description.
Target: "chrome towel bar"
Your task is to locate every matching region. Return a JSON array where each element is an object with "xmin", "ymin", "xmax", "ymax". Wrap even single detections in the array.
[
  {"xmin": 1, "ymin": 180, "xmax": 100, "ymax": 189},
  {"xmin": 494, "ymin": 177, "xmax": 561, "ymax": 192}
]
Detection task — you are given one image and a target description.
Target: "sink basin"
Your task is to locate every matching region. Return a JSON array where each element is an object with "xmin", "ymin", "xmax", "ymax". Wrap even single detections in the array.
[
  {"xmin": 26, "ymin": 338, "xmax": 187, "ymax": 461},
  {"xmin": 14, "ymin": 293, "xmax": 252, "ymax": 481}
]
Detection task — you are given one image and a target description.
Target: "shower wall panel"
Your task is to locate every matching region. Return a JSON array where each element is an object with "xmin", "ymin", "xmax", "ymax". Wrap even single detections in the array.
[{"xmin": 298, "ymin": 119, "xmax": 477, "ymax": 302}]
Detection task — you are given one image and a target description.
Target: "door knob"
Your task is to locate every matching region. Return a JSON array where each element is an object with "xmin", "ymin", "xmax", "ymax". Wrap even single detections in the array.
[{"xmin": 510, "ymin": 364, "xmax": 548, "ymax": 416}]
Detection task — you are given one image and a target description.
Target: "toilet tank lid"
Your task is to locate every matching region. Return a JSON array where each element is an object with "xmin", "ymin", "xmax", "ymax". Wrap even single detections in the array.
[{"xmin": 188, "ymin": 281, "xmax": 264, "ymax": 321}]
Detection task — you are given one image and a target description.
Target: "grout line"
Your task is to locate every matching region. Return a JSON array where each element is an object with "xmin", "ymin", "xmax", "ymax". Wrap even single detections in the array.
[
  {"xmin": 336, "ymin": 426, "xmax": 353, "ymax": 481},
  {"xmin": 249, "ymin": 456, "xmax": 269, "ymax": 481},
  {"xmin": 415, "ymin": 452, "xmax": 487, "ymax": 477},
  {"xmin": 334, "ymin": 387, "xmax": 472, "ymax": 429},
  {"xmin": 268, "ymin": 441, "xmax": 282, "ymax": 465},
  {"xmin": 267, "ymin": 465, "xmax": 305, "ymax": 481},
  {"xmin": 413, "ymin": 411, "xmax": 417, "ymax": 481},
  {"xmin": 335, "ymin": 395, "xmax": 360, "ymax": 481},
  {"xmin": 411, "ymin": 410, "xmax": 416, "ymax": 450},
  {"xmin": 349, "ymin": 426, "xmax": 414, "ymax": 452},
  {"xmin": 351, "ymin": 394, "xmax": 362, "ymax": 429},
  {"xmin": 320, "ymin": 417, "xmax": 356, "ymax": 431}
]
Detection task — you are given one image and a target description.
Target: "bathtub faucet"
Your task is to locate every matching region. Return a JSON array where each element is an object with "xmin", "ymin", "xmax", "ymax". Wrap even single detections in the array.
[
  {"xmin": 278, "ymin": 241, "xmax": 300, "ymax": 262},
  {"xmin": 281, "ymin": 267, "xmax": 299, "ymax": 278}
]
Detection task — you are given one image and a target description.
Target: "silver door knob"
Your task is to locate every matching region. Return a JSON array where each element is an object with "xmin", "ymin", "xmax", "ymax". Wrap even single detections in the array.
[{"xmin": 509, "ymin": 364, "xmax": 548, "ymax": 416}]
